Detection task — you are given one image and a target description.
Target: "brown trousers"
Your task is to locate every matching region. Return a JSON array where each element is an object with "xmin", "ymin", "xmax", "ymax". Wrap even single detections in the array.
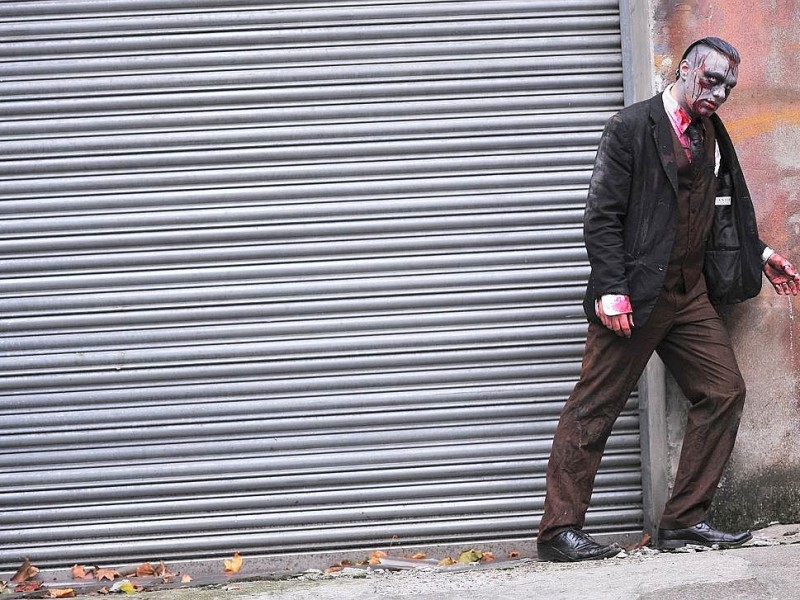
[{"xmin": 538, "ymin": 280, "xmax": 746, "ymax": 541}]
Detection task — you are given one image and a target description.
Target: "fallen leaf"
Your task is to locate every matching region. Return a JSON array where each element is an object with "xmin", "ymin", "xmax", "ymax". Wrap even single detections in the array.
[
  {"xmin": 368, "ymin": 550, "xmax": 388, "ymax": 565},
  {"xmin": 155, "ymin": 561, "xmax": 175, "ymax": 578},
  {"xmin": 180, "ymin": 573, "xmax": 192, "ymax": 583},
  {"xmin": 223, "ymin": 551, "xmax": 243, "ymax": 575},
  {"xmin": 626, "ymin": 532, "xmax": 652, "ymax": 551},
  {"xmin": 437, "ymin": 557, "xmax": 457, "ymax": 566},
  {"xmin": 97, "ymin": 587, "xmax": 110, "ymax": 595},
  {"xmin": 117, "ymin": 581, "xmax": 137, "ymax": 594},
  {"xmin": 410, "ymin": 553, "xmax": 427, "ymax": 560},
  {"xmin": 135, "ymin": 563, "xmax": 156, "ymax": 577},
  {"xmin": 457, "ymin": 549, "xmax": 483, "ymax": 564},
  {"xmin": 507, "ymin": 551, "xmax": 520, "ymax": 558},
  {"xmin": 481, "ymin": 551, "xmax": 495, "ymax": 562},
  {"xmin": 95, "ymin": 568, "xmax": 122, "ymax": 582},
  {"xmin": 323, "ymin": 566, "xmax": 342, "ymax": 574},
  {"xmin": 48, "ymin": 588, "xmax": 76, "ymax": 598},
  {"xmin": 11, "ymin": 558, "xmax": 40, "ymax": 583},
  {"xmin": 15, "ymin": 581, "xmax": 43, "ymax": 592},
  {"xmin": 70, "ymin": 565, "xmax": 94, "ymax": 580}
]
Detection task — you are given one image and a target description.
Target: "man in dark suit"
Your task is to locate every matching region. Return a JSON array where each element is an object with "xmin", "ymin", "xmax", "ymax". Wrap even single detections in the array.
[{"xmin": 536, "ymin": 37, "xmax": 800, "ymax": 562}]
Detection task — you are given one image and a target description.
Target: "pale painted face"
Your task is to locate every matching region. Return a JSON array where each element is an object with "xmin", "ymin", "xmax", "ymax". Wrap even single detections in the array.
[{"xmin": 676, "ymin": 46, "xmax": 738, "ymax": 118}]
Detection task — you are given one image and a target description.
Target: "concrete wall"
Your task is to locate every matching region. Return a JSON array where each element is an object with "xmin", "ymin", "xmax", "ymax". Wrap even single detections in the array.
[{"xmin": 650, "ymin": 0, "xmax": 800, "ymax": 529}]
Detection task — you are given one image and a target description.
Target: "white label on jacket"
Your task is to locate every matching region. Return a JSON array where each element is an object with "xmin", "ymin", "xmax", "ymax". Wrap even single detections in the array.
[{"xmin": 715, "ymin": 196, "xmax": 732, "ymax": 206}]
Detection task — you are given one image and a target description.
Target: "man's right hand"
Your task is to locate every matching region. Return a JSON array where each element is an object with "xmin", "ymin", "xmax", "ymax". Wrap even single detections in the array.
[{"xmin": 595, "ymin": 294, "xmax": 635, "ymax": 338}]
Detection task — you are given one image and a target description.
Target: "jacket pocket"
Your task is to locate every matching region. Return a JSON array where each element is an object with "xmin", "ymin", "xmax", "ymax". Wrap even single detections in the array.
[
  {"xmin": 709, "ymin": 200, "xmax": 739, "ymax": 249},
  {"xmin": 704, "ymin": 248, "xmax": 742, "ymax": 304}
]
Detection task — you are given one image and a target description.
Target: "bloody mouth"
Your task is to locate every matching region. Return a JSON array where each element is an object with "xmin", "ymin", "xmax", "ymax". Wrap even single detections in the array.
[{"xmin": 699, "ymin": 100, "xmax": 718, "ymax": 111}]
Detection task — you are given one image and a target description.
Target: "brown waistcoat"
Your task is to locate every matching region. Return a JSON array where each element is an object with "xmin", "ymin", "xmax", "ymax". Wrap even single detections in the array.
[{"xmin": 664, "ymin": 119, "xmax": 718, "ymax": 293}]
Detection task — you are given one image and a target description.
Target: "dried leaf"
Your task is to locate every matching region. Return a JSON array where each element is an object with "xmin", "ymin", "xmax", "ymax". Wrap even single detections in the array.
[
  {"xmin": 70, "ymin": 565, "xmax": 94, "ymax": 580},
  {"xmin": 223, "ymin": 552, "xmax": 243, "ymax": 575},
  {"xmin": 457, "ymin": 549, "xmax": 483, "ymax": 564},
  {"xmin": 110, "ymin": 579, "xmax": 132, "ymax": 592},
  {"xmin": 97, "ymin": 587, "xmax": 110, "ymax": 595},
  {"xmin": 368, "ymin": 550, "xmax": 388, "ymax": 565},
  {"xmin": 626, "ymin": 533, "xmax": 651, "ymax": 551},
  {"xmin": 410, "ymin": 553, "xmax": 427, "ymax": 560},
  {"xmin": 15, "ymin": 581, "xmax": 43, "ymax": 592},
  {"xmin": 11, "ymin": 558, "xmax": 40, "ymax": 583},
  {"xmin": 507, "ymin": 551, "xmax": 521, "ymax": 559},
  {"xmin": 180, "ymin": 573, "xmax": 193, "ymax": 584},
  {"xmin": 95, "ymin": 568, "xmax": 122, "ymax": 582},
  {"xmin": 155, "ymin": 561, "xmax": 175, "ymax": 578},
  {"xmin": 134, "ymin": 563, "xmax": 156, "ymax": 577},
  {"xmin": 437, "ymin": 557, "xmax": 457, "ymax": 567},
  {"xmin": 323, "ymin": 566, "xmax": 342, "ymax": 574},
  {"xmin": 48, "ymin": 588, "xmax": 76, "ymax": 598}
]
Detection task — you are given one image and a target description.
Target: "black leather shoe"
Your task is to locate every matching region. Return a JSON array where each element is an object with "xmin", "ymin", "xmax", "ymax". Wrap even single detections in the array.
[
  {"xmin": 537, "ymin": 528, "xmax": 620, "ymax": 562},
  {"xmin": 657, "ymin": 521, "xmax": 753, "ymax": 549}
]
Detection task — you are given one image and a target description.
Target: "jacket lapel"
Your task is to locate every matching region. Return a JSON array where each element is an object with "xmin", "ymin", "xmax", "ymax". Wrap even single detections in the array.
[{"xmin": 649, "ymin": 95, "xmax": 679, "ymax": 196}]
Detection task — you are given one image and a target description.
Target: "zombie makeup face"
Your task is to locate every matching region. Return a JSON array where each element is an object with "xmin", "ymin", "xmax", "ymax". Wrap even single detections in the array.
[{"xmin": 675, "ymin": 46, "xmax": 738, "ymax": 118}]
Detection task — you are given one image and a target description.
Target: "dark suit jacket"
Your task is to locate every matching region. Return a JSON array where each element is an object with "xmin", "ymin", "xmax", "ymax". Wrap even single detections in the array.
[{"xmin": 581, "ymin": 93, "xmax": 764, "ymax": 327}]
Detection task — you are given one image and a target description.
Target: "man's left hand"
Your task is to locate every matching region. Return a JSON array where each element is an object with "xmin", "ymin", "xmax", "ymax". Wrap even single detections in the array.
[{"xmin": 764, "ymin": 252, "xmax": 800, "ymax": 295}]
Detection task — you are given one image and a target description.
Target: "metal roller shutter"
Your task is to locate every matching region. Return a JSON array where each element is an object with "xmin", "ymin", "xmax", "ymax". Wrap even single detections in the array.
[{"xmin": 0, "ymin": 0, "xmax": 641, "ymax": 569}]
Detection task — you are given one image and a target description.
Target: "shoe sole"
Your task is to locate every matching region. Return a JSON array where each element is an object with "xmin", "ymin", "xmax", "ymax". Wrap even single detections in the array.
[{"xmin": 657, "ymin": 532, "xmax": 753, "ymax": 550}]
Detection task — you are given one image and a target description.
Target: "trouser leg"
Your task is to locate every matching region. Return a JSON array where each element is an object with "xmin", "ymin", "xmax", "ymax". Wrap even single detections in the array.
[
  {"xmin": 537, "ymin": 313, "xmax": 668, "ymax": 542},
  {"xmin": 656, "ymin": 297, "xmax": 746, "ymax": 529}
]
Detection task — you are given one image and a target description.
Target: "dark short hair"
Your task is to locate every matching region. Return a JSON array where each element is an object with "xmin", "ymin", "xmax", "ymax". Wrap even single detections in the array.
[{"xmin": 674, "ymin": 37, "xmax": 741, "ymax": 80}]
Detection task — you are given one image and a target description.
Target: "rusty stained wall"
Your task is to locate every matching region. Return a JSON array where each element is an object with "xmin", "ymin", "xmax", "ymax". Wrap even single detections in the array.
[{"xmin": 650, "ymin": 0, "xmax": 800, "ymax": 528}]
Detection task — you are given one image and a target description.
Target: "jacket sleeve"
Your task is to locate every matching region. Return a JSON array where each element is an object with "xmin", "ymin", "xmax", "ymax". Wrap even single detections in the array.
[{"xmin": 583, "ymin": 113, "xmax": 634, "ymax": 298}]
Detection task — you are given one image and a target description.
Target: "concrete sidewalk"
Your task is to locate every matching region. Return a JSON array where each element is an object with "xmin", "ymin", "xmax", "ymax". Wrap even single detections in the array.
[
  {"xmin": 144, "ymin": 544, "xmax": 800, "ymax": 600},
  {"xmin": 74, "ymin": 524, "xmax": 800, "ymax": 600}
]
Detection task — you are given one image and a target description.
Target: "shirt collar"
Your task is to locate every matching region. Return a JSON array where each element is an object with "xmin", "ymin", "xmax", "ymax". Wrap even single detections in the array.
[
  {"xmin": 662, "ymin": 85, "xmax": 720, "ymax": 175},
  {"xmin": 662, "ymin": 84, "xmax": 693, "ymax": 134}
]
